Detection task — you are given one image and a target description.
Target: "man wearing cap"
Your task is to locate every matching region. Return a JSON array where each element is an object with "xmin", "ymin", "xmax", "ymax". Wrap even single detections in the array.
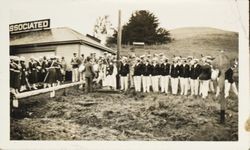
[
  {"xmin": 133, "ymin": 57, "xmax": 143, "ymax": 92},
  {"xmin": 170, "ymin": 57, "xmax": 180, "ymax": 95},
  {"xmin": 160, "ymin": 57, "xmax": 170, "ymax": 94},
  {"xmin": 179, "ymin": 58, "xmax": 190, "ymax": 96},
  {"xmin": 85, "ymin": 56, "xmax": 95, "ymax": 93},
  {"xmin": 190, "ymin": 59, "xmax": 202, "ymax": 97},
  {"xmin": 151, "ymin": 57, "xmax": 160, "ymax": 92},
  {"xmin": 224, "ymin": 63, "xmax": 238, "ymax": 99},
  {"xmin": 141, "ymin": 58, "xmax": 152, "ymax": 93},
  {"xmin": 79, "ymin": 54, "xmax": 85, "ymax": 83},
  {"xmin": 71, "ymin": 53, "xmax": 80, "ymax": 82},
  {"xmin": 199, "ymin": 58, "xmax": 212, "ymax": 99},
  {"xmin": 119, "ymin": 57, "xmax": 130, "ymax": 91},
  {"xmin": 61, "ymin": 56, "xmax": 67, "ymax": 83}
]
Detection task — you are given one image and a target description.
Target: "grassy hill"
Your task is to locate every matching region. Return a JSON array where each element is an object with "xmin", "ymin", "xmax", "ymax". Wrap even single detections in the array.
[{"xmin": 119, "ymin": 27, "xmax": 238, "ymax": 60}]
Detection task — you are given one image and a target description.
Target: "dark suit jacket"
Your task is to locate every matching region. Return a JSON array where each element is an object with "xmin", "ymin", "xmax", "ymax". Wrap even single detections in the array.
[
  {"xmin": 141, "ymin": 63, "xmax": 152, "ymax": 76},
  {"xmin": 160, "ymin": 63, "xmax": 170, "ymax": 76},
  {"xmin": 190, "ymin": 64, "xmax": 201, "ymax": 79},
  {"xmin": 134, "ymin": 63, "xmax": 143, "ymax": 76},
  {"xmin": 85, "ymin": 62, "xmax": 95, "ymax": 78},
  {"xmin": 225, "ymin": 68, "xmax": 234, "ymax": 83},
  {"xmin": 199, "ymin": 64, "xmax": 211, "ymax": 80},
  {"xmin": 119, "ymin": 63, "xmax": 130, "ymax": 76},
  {"xmin": 170, "ymin": 64, "xmax": 179, "ymax": 78},
  {"xmin": 151, "ymin": 64, "xmax": 160, "ymax": 76},
  {"xmin": 179, "ymin": 64, "xmax": 190, "ymax": 78}
]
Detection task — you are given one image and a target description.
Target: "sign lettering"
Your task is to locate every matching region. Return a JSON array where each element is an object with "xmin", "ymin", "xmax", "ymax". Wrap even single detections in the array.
[{"xmin": 9, "ymin": 19, "xmax": 50, "ymax": 34}]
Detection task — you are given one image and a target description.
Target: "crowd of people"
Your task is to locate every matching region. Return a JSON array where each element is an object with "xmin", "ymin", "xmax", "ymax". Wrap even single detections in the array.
[
  {"xmin": 10, "ymin": 55, "xmax": 67, "ymax": 94},
  {"xmin": 10, "ymin": 51, "xmax": 238, "ymax": 99}
]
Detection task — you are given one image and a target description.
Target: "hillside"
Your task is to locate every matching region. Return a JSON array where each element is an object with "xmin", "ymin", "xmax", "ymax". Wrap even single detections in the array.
[{"xmin": 120, "ymin": 27, "xmax": 238, "ymax": 60}]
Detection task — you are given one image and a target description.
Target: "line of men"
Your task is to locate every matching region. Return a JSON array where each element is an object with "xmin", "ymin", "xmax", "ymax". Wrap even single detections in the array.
[
  {"xmin": 10, "ymin": 52, "xmax": 238, "ymax": 99},
  {"xmin": 10, "ymin": 55, "xmax": 67, "ymax": 94},
  {"xmin": 118, "ymin": 53, "xmax": 238, "ymax": 99}
]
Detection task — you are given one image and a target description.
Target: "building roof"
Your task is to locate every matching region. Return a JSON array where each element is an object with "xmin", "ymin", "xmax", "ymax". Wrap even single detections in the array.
[{"xmin": 10, "ymin": 27, "xmax": 116, "ymax": 54}]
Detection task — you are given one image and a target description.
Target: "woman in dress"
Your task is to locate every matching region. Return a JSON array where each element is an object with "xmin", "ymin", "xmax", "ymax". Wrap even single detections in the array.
[{"xmin": 103, "ymin": 59, "xmax": 117, "ymax": 89}]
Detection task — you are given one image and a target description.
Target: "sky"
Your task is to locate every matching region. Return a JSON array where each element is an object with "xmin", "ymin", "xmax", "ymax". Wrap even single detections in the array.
[{"xmin": 8, "ymin": 0, "xmax": 248, "ymax": 35}]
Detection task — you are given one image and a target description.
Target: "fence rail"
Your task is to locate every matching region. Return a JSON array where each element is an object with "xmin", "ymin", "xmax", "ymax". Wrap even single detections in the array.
[{"xmin": 15, "ymin": 81, "xmax": 84, "ymax": 99}]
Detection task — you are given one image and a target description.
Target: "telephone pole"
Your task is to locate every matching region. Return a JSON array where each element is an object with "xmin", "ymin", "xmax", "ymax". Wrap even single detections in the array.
[{"xmin": 116, "ymin": 10, "xmax": 122, "ymax": 89}]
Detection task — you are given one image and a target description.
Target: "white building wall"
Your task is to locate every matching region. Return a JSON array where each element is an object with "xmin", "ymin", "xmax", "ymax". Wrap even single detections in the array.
[
  {"xmin": 80, "ymin": 44, "xmax": 103, "ymax": 59},
  {"xmin": 56, "ymin": 43, "xmax": 110, "ymax": 71},
  {"xmin": 56, "ymin": 44, "xmax": 80, "ymax": 71}
]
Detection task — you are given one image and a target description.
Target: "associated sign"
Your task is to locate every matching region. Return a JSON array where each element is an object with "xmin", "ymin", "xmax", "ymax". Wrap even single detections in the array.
[{"xmin": 9, "ymin": 19, "xmax": 50, "ymax": 34}]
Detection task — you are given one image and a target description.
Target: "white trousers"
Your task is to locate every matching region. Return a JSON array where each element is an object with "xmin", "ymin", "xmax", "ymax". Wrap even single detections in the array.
[
  {"xmin": 79, "ymin": 71, "xmax": 85, "ymax": 82},
  {"xmin": 142, "ymin": 76, "xmax": 151, "ymax": 92},
  {"xmin": 209, "ymin": 80, "xmax": 215, "ymax": 93},
  {"xmin": 120, "ymin": 76, "xmax": 128, "ymax": 91},
  {"xmin": 190, "ymin": 79, "xmax": 199, "ymax": 96},
  {"xmin": 151, "ymin": 76, "xmax": 159, "ymax": 92},
  {"xmin": 200, "ymin": 80, "xmax": 209, "ymax": 98},
  {"xmin": 134, "ymin": 76, "xmax": 142, "ymax": 92},
  {"xmin": 224, "ymin": 80, "xmax": 238, "ymax": 98},
  {"xmin": 187, "ymin": 78, "xmax": 191, "ymax": 92},
  {"xmin": 160, "ymin": 75, "xmax": 170, "ymax": 93},
  {"xmin": 180, "ymin": 77, "xmax": 189, "ymax": 95},
  {"xmin": 171, "ymin": 77, "xmax": 179, "ymax": 95},
  {"xmin": 72, "ymin": 68, "xmax": 79, "ymax": 82}
]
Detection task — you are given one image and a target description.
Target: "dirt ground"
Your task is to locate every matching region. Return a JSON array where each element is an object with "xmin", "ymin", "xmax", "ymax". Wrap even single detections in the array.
[{"xmin": 10, "ymin": 87, "xmax": 238, "ymax": 141}]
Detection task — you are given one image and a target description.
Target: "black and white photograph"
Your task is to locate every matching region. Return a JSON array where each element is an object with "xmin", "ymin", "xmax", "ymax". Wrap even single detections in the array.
[{"xmin": 3, "ymin": 0, "xmax": 249, "ymax": 147}]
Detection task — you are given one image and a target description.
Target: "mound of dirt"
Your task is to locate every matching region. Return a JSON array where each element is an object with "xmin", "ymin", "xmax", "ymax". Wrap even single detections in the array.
[{"xmin": 10, "ymin": 88, "xmax": 238, "ymax": 141}]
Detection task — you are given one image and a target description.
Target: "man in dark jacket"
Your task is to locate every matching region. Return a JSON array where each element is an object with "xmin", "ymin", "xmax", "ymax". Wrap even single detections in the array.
[
  {"xmin": 141, "ymin": 59, "xmax": 152, "ymax": 93},
  {"xmin": 170, "ymin": 57, "xmax": 180, "ymax": 95},
  {"xmin": 199, "ymin": 59, "xmax": 212, "ymax": 99},
  {"xmin": 160, "ymin": 57, "xmax": 170, "ymax": 94},
  {"xmin": 133, "ymin": 58, "xmax": 143, "ymax": 92},
  {"xmin": 71, "ymin": 53, "xmax": 80, "ymax": 82},
  {"xmin": 179, "ymin": 58, "xmax": 190, "ymax": 96},
  {"xmin": 151, "ymin": 57, "xmax": 160, "ymax": 92},
  {"xmin": 119, "ymin": 57, "xmax": 130, "ymax": 91},
  {"xmin": 190, "ymin": 59, "xmax": 201, "ymax": 96},
  {"xmin": 224, "ymin": 64, "xmax": 238, "ymax": 98},
  {"xmin": 85, "ymin": 57, "xmax": 95, "ymax": 93}
]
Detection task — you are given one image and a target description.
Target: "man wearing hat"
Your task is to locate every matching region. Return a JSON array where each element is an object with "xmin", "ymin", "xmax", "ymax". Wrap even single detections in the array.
[
  {"xmin": 224, "ymin": 62, "xmax": 238, "ymax": 99},
  {"xmin": 159, "ymin": 57, "xmax": 170, "ymax": 94},
  {"xmin": 141, "ymin": 58, "xmax": 152, "ymax": 93},
  {"xmin": 119, "ymin": 57, "xmax": 130, "ymax": 91},
  {"xmin": 190, "ymin": 58, "xmax": 202, "ymax": 97},
  {"xmin": 84, "ymin": 56, "xmax": 95, "ymax": 93},
  {"xmin": 71, "ymin": 53, "xmax": 80, "ymax": 82},
  {"xmin": 170, "ymin": 57, "xmax": 180, "ymax": 95},
  {"xmin": 151, "ymin": 57, "xmax": 160, "ymax": 92},
  {"xmin": 133, "ymin": 57, "xmax": 143, "ymax": 92},
  {"xmin": 179, "ymin": 58, "xmax": 190, "ymax": 96},
  {"xmin": 199, "ymin": 58, "xmax": 212, "ymax": 99},
  {"xmin": 61, "ymin": 56, "xmax": 67, "ymax": 83}
]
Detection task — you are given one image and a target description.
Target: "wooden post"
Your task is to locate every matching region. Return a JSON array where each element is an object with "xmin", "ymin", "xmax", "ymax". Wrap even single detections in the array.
[
  {"xmin": 50, "ymin": 88, "xmax": 55, "ymax": 98},
  {"xmin": 116, "ymin": 9, "xmax": 122, "ymax": 89}
]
